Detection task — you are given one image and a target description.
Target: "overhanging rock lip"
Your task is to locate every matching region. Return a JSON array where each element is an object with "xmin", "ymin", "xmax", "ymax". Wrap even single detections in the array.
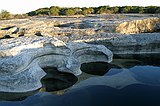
[{"xmin": 0, "ymin": 36, "xmax": 113, "ymax": 92}]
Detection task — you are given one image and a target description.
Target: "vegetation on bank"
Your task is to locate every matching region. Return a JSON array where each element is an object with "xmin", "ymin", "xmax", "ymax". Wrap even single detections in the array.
[
  {"xmin": 0, "ymin": 10, "xmax": 28, "ymax": 20},
  {"xmin": 28, "ymin": 6, "xmax": 160, "ymax": 16},
  {"xmin": 0, "ymin": 6, "xmax": 160, "ymax": 19}
]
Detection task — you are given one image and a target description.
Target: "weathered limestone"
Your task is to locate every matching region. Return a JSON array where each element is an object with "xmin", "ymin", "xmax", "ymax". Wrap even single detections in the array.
[
  {"xmin": 116, "ymin": 17, "xmax": 160, "ymax": 34},
  {"xmin": 62, "ymin": 33, "xmax": 160, "ymax": 55},
  {"xmin": 0, "ymin": 36, "xmax": 113, "ymax": 92},
  {"xmin": 0, "ymin": 14, "xmax": 159, "ymax": 39},
  {"xmin": 99, "ymin": 33, "xmax": 160, "ymax": 55}
]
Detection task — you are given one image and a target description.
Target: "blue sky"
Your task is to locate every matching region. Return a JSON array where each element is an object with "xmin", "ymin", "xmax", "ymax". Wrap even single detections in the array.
[{"xmin": 0, "ymin": 0, "xmax": 160, "ymax": 14}]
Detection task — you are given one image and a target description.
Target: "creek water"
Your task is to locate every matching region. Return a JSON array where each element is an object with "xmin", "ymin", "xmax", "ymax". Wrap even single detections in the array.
[{"xmin": 0, "ymin": 55, "xmax": 159, "ymax": 103}]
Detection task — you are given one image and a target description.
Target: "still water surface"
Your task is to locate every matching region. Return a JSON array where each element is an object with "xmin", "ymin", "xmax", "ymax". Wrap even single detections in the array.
[{"xmin": 0, "ymin": 55, "xmax": 159, "ymax": 103}]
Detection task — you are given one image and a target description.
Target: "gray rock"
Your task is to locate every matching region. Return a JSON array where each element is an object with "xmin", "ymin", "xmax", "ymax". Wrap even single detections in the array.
[
  {"xmin": 69, "ymin": 33, "xmax": 160, "ymax": 55},
  {"xmin": 0, "ymin": 36, "xmax": 113, "ymax": 92},
  {"xmin": 9, "ymin": 26, "xmax": 19, "ymax": 34}
]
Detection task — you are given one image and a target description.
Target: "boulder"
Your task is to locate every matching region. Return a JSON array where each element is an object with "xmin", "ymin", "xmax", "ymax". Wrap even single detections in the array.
[
  {"xmin": 0, "ymin": 26, "xmax": 19, "ymax": 38},
  {"xmin": 0, "ymin": 36, "xmax": 113, "ymax": 92}
]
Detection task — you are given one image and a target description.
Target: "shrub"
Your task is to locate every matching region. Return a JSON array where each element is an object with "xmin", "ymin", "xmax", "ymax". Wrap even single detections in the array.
[
  {"xmin": 81, "ymin": 7, "xmax": 94, "ymax": 15},
  {"xmin": 50, "ymin": 6, "xmax": 60, "ymax": 16},
  {"xmin": 62, "ymin": 8, "xmax": 76, "ymax": 16},
  {"xmin": 0, "ymin": 10, "xmax": 11, "ymax": 19}
]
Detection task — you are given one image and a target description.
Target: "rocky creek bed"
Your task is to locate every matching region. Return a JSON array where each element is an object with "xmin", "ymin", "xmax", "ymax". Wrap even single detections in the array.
[
  {"xmin": 0, "ymin": 14, "xmax": 160, "ymax": 105},
  {"xmin": 0, "ymin": 14, "xmax": 159, "ymax": 38},
  {"xmin": 0, "ymin": 57, "xmax": 160, "ymax": 106}
]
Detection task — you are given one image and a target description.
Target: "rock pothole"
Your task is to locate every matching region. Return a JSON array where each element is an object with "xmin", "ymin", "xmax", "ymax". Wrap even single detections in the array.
[
  {"xmin": 41, "ymin": 67, "xmax": 78, "ymax": 92},
  {"xmin": 80, "ymin": 62, "xmax": 120, "ymax": 76}
]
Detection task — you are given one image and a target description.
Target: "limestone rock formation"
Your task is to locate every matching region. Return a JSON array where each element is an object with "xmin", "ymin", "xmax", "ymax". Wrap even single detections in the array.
[
  {"xmin": 63, "ymin": 33, "xmax": 160, "ymax": 56},
  {"xmin": 116, "ymin": 17, "xmax": 160, "ymax": 34},
  {"xmin": 0, "ymin": 36, "xmax": 113, "ymax": 92},
  {"xmin": 0, "ymin": 14, "xmax": 159, "ymax": 39}
]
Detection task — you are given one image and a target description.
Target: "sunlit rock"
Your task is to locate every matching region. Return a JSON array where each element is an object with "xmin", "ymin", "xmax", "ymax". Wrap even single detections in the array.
[
  {"xmin": 116, "ymin": 17, "xmax": 160, "ymax": 34},
  {"xmin": 0, "ymin": 15, "xmax": 159, "ymax": 38},
  {"xmin": 0, "ymin": 36, "xmax": 112, "ymax": 92}
]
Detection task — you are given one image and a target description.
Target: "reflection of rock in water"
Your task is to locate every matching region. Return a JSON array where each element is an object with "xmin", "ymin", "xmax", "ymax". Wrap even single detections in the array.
[
  {"xmin": 10, "ymin": 66, "xmax": 159, "ymax": 106},
  {"xmin": 80, "ymin": 62, "xmax": 120, "ymax": 75},
  {"xmin": 0, "ymin": 66, "xmax": 77, "ymax": 101},
  {"xmin": 0, "ymin": 90, "xmax": 38, "ymax": 101},
  {"xmin": 41, "ymin": 67, "xmax": 78, "ymax": 92},
  {"xmin": 111, "ymin": 59, "xmax": 143, "ymax": 69},
  {"xmin": 114, "ymin": 54, "xmax": 160, "ymax": 66}
]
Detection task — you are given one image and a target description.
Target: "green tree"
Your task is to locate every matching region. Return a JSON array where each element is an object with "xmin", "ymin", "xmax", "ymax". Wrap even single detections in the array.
[
  {"xmin": 96, "ymin": 6, "xmax": 110, "ymax": 14},
  {"xmin": 0, "ymin": 10, "xmax": 11, "ymax": 19},
  {"xmin": 61, "ymin": 8, "xmax": 76, "ymax": 16},
  {"xmin": 14, "ymin": 14, "xmax": 22, "ymax": 19},
  {"xmin": 155, "ymin": 8, "xmax": 160, "ymax": 13},
  {"xmin": 128, "ymin": 6, "xmax": 143, "ymax": 13},
  {"xmin": 81, "ymin": 7, "xmax": 94, "ymax": 15},
  {"xmin": 22, "ymin": 14, "xmax": 28, "ymax": 18},
  {"xmin": 73, "ymin": 7, "xmax": 82, "ymax": 15},
  {"xmin": 137, "ymin": 7, "xmax": 145, "ymax": 13},
  {"xmin": 110, "ymin": 6, "xmax": 119, "ymax": 13},
  {"xmin": 50, "ymin": 6, "xmax": 60, "ymax": 16},
  {"xmin": 36, "ymin": 8, "xmax": 50, "ymax": 16},
  {"xmin": 14, "ymin": 14, "xmax": 28, "ymax": 19},
  {"xmin": 120, "ymin": 6, "xmax": 132, "ymax": 13},
  {"xmin": 28, "ymin": 11, "xmax": 36, "ymax": 16},
  {"xmin": 145, "ymin": 6, "xmax": 158, "ymax": 13}
]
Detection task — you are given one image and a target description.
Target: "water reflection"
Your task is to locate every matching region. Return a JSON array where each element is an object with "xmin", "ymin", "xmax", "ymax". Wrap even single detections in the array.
[
  {"xmin": 80, "ymin": 62, "xmax": 117, "ymax": 75},
  {"xmin": 0, "ymin": 54, "xmax": 159, "ymax": 101},
  {"xmin": 0, "ymin": 67, "xmax": 78, "ymax": 101},
  {"xmin": 0, "ymin": 90, "xmax": 38, "ymax": 101},
  {"xmin": 114, "ymin": 54, "xmax": 160, "ymax": 66},
  {"xmin": 80, "ymin": 54, "xmax": 160, "ymax": 77},
  {"xmin": 41, "ymin": 67, "xmax": 78, "ymax": 92},
  {"xmin": 80, "ymin": 58, "xmax": 150, "ymax": 76}
]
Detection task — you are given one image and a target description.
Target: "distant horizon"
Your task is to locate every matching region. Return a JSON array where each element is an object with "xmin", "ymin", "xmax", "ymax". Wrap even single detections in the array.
[{"xmin": 0, "ymin": 0, "xmax": 160, "ymax": 14}]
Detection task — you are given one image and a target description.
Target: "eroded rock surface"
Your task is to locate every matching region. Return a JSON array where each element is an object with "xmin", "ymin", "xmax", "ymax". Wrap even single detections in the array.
[
  {"xmin": 59, "ymin": 33, "xmax": 160, "ymax": 55},
  {"xmin": 116, "ymin": 17, "xmax": 160, "ymax": 34},
  {"xmin": 0, "ymin": 14, "xmax": 159, "ymax": 39},
  {"xmin": 0, "ymin": 36, "xmax": 113, "ymax": 92}
]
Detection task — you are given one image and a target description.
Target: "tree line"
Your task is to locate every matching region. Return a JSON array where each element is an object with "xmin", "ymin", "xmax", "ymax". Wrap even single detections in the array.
[
  {"xmin": 0, "ymin": 10, "xmax": 28, "ymax": 20},
  {"xmin": 28, "ymin": 6, "xmax": 160, "ymax": 16},
  {"xmin": 0, "ymin": 6, "xmax": 160, "ymax": 19}
]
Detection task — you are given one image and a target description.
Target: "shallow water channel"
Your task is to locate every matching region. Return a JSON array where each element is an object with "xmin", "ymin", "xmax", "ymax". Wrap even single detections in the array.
[{"xmin": 0, "ymin": 55, "xmax": 160, "ymax": 101}]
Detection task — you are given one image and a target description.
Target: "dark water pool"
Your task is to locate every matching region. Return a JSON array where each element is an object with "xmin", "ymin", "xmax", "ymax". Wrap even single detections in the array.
[{"xmin": 0, "ymin": 55, "xmax": 160, "ymax": 106}]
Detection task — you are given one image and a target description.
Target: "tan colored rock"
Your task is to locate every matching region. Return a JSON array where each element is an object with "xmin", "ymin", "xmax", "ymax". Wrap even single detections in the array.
[
  {"xmin": 0, "ymin": 14, "xmax": 159, "ymax": 38},
  {"xmin": 116, "ymin": 18, "xmax": 160, "ymax": 34}
]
